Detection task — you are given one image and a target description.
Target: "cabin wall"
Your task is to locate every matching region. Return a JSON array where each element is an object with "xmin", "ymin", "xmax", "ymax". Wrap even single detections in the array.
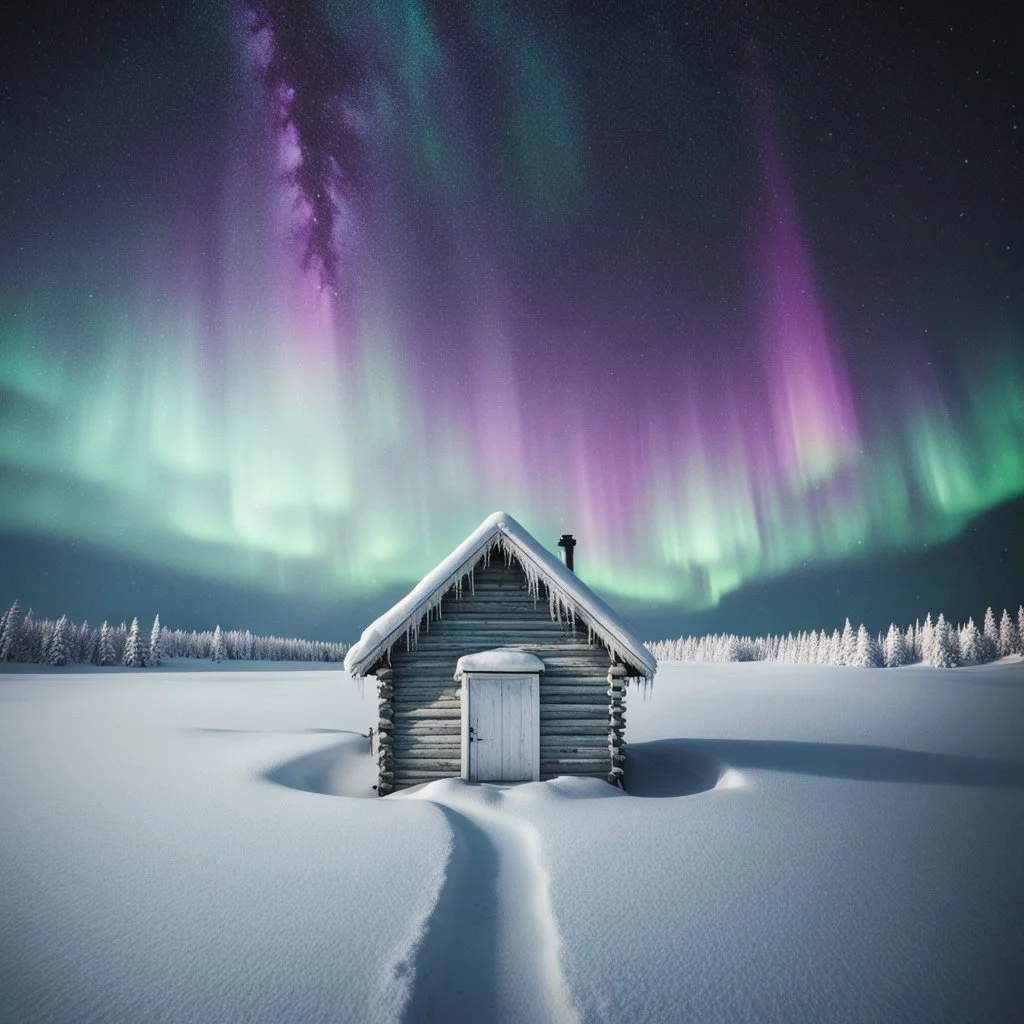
[{"xmin": 377, "ymin": 557, "xmax": 613, "ymax": 791}]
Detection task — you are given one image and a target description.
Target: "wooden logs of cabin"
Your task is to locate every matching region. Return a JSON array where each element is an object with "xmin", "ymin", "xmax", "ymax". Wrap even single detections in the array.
[
  {"xmin": 375, "ymin": 667, "xmax": 395, "ymax": 795},
  {"xmin": 607, "ymin": 662, "xmax": 628, "ymax": 786},
  {"xmin": 384, "ymin": 557, "xmax": 617, "ymax": 789}
]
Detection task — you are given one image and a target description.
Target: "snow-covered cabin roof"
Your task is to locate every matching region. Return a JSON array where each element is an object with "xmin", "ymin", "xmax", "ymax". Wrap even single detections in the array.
[{"xmin": 344, "ymin": 511, "xmax": 656, "ymax": 681}]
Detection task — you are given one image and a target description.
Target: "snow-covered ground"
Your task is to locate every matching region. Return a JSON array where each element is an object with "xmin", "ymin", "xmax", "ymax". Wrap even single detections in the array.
[{"xmin": 1, "ymin": 660, "xmax": 1021, "ymax": 1023}]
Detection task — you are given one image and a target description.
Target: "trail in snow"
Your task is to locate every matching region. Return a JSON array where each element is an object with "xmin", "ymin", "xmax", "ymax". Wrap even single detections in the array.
[{"xmin": 394, "ymin": 780, "xmax": 580, "ymax": 1024}]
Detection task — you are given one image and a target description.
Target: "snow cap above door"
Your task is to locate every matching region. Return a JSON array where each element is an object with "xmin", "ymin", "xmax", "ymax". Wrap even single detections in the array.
[{"xmin": 455, "ymin": 648, "xmax": 546, "ymax": 679}]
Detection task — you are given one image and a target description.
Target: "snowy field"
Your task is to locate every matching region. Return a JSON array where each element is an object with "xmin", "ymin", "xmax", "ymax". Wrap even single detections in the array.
[{"xmin": 1, "ymin": 660, "xmax": 1022, "ymax": 1024}]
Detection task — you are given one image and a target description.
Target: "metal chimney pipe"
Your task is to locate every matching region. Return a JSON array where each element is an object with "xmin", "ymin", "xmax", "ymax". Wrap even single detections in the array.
[{"xmin": 557, "ymin": 533, "xmax": 576, "ymax": 573}]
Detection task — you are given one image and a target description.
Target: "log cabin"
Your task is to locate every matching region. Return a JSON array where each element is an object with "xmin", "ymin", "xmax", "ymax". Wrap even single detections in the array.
[{"xmin": 344, "ymin": 511, "xmax": 656, "ymax": 794}]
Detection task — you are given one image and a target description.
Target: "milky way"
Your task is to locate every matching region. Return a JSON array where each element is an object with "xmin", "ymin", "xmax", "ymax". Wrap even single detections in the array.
[
  {"xmin": 0, "ymin": 1, "xmax": 1020, "ymax": 627},
  {"xmin": 245, "ymin": 0, "xmax": 364, "ymax": 293}
]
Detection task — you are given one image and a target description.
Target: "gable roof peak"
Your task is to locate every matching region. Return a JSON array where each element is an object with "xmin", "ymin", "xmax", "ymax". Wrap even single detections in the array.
[{"xmin": 344, "ymin": 511, "xmax": 656, "ymax": 681}]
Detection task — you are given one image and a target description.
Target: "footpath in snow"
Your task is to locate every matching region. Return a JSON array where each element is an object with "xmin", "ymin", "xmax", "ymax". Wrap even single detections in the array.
[{"xmin": 390, "ymin": 780, "xmax": 580, "ymax": 1024}]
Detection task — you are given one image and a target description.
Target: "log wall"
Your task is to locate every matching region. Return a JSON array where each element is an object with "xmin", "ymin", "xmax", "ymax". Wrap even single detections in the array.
[{"xmin": 371, "ymin": 557, "xmax": 615, "ymax": 791}]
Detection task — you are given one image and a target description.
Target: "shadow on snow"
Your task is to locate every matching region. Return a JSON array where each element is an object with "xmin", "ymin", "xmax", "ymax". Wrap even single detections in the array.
[
  {"xmin": 259, "ymin": 732, "xmax": 377, "ymax": 798},
  {"xmin": 625, "ymin": 738, "xmax": 1024, "ymax": 797},
  {"xmin": 257, "ymin": 734, "xmax": 1024, "ymax": 802}
]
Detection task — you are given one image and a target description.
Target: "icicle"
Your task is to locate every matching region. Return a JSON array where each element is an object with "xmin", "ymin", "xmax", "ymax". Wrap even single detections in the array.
[
  {"xmin": 521, "ymin": 559, "xmax": 540, "ymax": 601},
  {"xmin": 469, "ymin": 566, "xmax": 475, "ymax": 595}
]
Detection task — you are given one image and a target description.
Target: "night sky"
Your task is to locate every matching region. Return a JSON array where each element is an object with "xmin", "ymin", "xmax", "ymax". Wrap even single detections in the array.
[{"xmin": 0, "ymin": 0, "xmax": 1021, "ymax": 642}]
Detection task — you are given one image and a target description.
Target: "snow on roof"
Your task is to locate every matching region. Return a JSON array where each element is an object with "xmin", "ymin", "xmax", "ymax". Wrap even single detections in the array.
[
  {"xmin": 344, "ymin": 511, "xmax": 657, "ymax": 681},
  {"xmin": 455, "ymin": 649, "xmax": 546, "ymax": 677}
]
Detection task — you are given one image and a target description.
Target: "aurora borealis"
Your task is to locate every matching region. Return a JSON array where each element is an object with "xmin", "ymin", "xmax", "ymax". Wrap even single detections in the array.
[{"xmin": 0, "ymin": 1, "xmax": 1021, "ymax": 638}]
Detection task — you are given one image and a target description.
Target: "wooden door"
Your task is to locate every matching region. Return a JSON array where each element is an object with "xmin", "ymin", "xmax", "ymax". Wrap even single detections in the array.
[
  {"xmin": 468, "ymin": 675, "xmax": 503, "ymax": 781},
  {"xmin": 467, "ymin": 673, "xmax": 538, "ymax": 782}
]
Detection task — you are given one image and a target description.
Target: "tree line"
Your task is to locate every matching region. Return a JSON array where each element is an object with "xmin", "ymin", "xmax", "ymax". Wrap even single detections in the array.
[
  {"xmin": 648, "ymin": 606, "xmax": 1024, "ymax": 668},
  {"xmin": 0, "ymin": 601, "xmax": 348, "ymax": 667}
]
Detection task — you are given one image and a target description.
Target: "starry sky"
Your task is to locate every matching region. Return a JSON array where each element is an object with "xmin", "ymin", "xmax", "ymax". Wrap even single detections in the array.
[{"xmin": 0, "ymin": 0, "xmax": 1021, "ymax": 641}]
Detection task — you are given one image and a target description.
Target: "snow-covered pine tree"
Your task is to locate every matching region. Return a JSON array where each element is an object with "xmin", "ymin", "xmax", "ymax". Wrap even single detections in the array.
[
  {"xmin": 817, "ymin": 630, "xmax": 831, "ymax": 664},
  {"xmin": 839, "ymin": 618, "xmax": 856, "ymax": 666},
  {"xmin": 920, "ymin": 614, "xmax": 935, "ymax": 665},
  {"xmin": 47, "ymin": 615, "xmax": 71, "ymax": 667},
  {"xmin": 775, "ymin": 634, "xmax": 788, "ymax": 663},
  {"xmin": 998, "ymin": 608, "xmax": 1020, "ymax": 657},
  {"xmin": 212, "ymin": 624, "xmax": 226, "ymax": 662},
  {"xmin": 112, "ymin": 622, "xmax": 128, "ymax": 664},
  {"xmin": 1018, "ymin": 606, "xmax": 1024, "ymax": 654},
  {"xmin": 884, "ymin": 624, "xmax": 907, "ymax": 667},
  {"xmin": 958, "ymin": 618, "xmax": 982, "ymax": 665},
  {"xmin": 21, "ymin": 611, "xmax": 38, "ymax": 661},
  {"xmin": 787, "ymin": 633, "xmax": 799, "ymax": 663},
  {"xmin": 0, "ymin": 600, "xmax": 25, "ymax": 662},
  {"xmin": 823, "ymin": 629, "xmax": 837, "ymax": 665},
  {"xmin": 721, "ymin": 635, "xmax": 740, "ymax": 661},
  {"xmin": 66, "ymin": 618, "xmax": 80, "ymax": 662},
  {"xmin": 39, "ymin": 619, "xmax": 55, "ymax": 665},
  {"xmin": 123, "ymin": 617, "xmax": 145, "ymax": 668},
  {"xmin": 897, "ymin": 623, "xmax": 911, "ymax": 665},
  {"xmin": 72, "ymin": 619, "xmax": 85, "ymax": 663},
  {"xmin": 882, "ymin": 626, "xmax": 894, "ymax": 667},
  {"xmin": 806, "ymin": 630, "xmax": 820, "ymax": 664},
  {"xmin": 981, "ymin": 607, "xmax": 999, "ymax": 661},
  {"xmin": 850, "ymin": 624, "xmax": 880, "ymax": 667},
  {"xmin": 96, "ymin": 621, "xmax": 116, "ymax": 666},
  {"xmin": 79, "ymin": 620, "xmax": 95, "ymax": 664},
  {"xmin": 904, "ymin": 624, "xmax": 917, "ymax": 663},
  {"xmin": 932, "ymin": 614, "xmax": 960, "ymax": 668},
  {"xmin": 870, "ymin": 627, "xmax": 883, "ymax": 666},
  {"xmin": 149, "ymin": 614, "xmax": 163, "ymax": 667}
]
